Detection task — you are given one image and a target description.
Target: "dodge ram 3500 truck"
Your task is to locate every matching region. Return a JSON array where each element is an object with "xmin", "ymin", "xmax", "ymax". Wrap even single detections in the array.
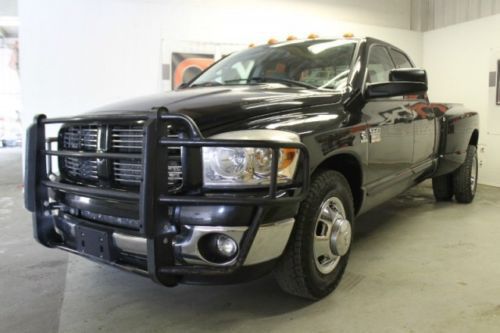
[{"xmin": 25, "ymin": 36, "xmax": 479, "ymax": 300}]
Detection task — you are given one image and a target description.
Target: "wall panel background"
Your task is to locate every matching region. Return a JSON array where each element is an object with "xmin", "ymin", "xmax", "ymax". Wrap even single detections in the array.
[{"xmin": 412, "ymin": 0, "xmax": 500, "ymax": 31}]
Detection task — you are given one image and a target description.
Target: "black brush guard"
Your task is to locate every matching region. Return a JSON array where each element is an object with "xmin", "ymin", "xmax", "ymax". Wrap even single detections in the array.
[{"xmin": 24, "ymin": 109, "xmax": 309, "ymax": 285}]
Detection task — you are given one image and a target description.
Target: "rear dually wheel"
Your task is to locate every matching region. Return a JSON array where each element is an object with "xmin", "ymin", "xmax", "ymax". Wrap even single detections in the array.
[{"xmin": 453, "ymin": 145, "xmax": 478, "ymax": 203}]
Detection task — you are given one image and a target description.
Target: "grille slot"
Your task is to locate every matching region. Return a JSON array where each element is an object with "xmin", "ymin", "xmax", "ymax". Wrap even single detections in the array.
[
  {"xmin": 63, "ymin": 157, "xmax": 98, "ymax": 180},
  {"xmin": 168, "ymin": 157, "xmax": 183, "ymax": 187},
  {"xmin": 112, "ymin": 138, "xmax": 183, "ymax": 189},
  {"xmin": 80, "ymin": 210, "xmax": 140, "ymax": 230},
  {"xmin": 113, "ymin": 159, "xmax": 142, "ymax": 185},
  {"xmin": 166, "ymin": 132, "xmax": 183, "ymax": 190},
  {"xmin": 62, "ymin": 125, "xmax": 98, "ymax": 151},
  {"xmin": 112, "ymin": 126, "xmax": 143, "ymax": 152}
]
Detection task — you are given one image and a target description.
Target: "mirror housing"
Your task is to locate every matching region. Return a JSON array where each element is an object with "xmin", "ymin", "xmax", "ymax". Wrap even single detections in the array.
[
  {"xmin": 365, "ymin": 68, "xmax": 428, "ymax": 99},
  {"xmin": 365, "ymin": 81, "xmax": 427, "ymax": 99},
  {"xmin": 389, "ymin": 68, "xmax": 427, "ymax": 85}
]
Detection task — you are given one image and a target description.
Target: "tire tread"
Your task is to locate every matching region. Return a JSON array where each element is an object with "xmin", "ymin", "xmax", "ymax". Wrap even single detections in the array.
[{"xmin": 453, "ymin": 145, "xmax": 477, "ymax": 204}]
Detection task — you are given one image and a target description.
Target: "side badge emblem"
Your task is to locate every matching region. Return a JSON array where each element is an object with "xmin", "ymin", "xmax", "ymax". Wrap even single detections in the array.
[
  {"xmin": 369, "ymin": 127, "xmax": 382, "ymax": 143},
  {"xmin": 360, "ymin": 130, "xmax": 369, "ymax": 143}
]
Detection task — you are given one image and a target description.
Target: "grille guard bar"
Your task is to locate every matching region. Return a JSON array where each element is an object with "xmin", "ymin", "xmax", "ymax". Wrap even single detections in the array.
[{"xmin": 24, "ymin": 109, "xmax": 310, "ymax": 281}]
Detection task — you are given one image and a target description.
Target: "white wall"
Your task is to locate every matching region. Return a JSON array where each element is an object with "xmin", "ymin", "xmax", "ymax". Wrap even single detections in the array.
[
  {"xmin": 159, "ymin": 0, "xmax": 421, "ymax": 51},
  {"xmin": 0, "ymin": 41, "xmax": 20, "ymax": 116},
  {"xmin": 423, "ymin": 14, "xmax": 500, "ymax": 186},
  {"xmin": 0, "ymin": 0, "xmax": 17, "ymax": 16},
  {"xmin": 292, "ymin": 0, "xmax": 413, "ymax": 30},
  {"xmin": 19, "ymin": 0, "xmax": 163, "ymax": 124}
]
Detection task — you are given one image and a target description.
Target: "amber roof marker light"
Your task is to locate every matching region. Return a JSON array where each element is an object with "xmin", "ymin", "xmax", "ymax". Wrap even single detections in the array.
[
  {"xmin": 307, "ymin": 33, "xmax": 319, "ymax": 39},
  {"xmin": 267, "ymin": 38, "xmax": 279, "ymax": 45},
  {"xmin": 286, "ymin": 35, "xmax": 297, "ymax": 41},
  {"xmin": 248, "ymin": 43, "xmax": 256, "ymax": 48},
  {"xmin": 343, "ymin": 32, "xmax": 354, "ymax": 38}
]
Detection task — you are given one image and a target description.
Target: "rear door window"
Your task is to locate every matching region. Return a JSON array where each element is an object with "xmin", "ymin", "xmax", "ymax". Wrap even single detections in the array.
[
  {"xmin": 366, "ymin": 45, "xmax": 395, "ymax": 83},
  {"xmin": 389, "ymin": 49, "xmax": 413, "ymax": 69}
]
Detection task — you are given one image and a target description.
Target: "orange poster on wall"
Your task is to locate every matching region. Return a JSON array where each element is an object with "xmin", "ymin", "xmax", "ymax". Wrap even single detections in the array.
[{"xmin": 171, "ymin": 52, "xmax": 214, "ymax": 89}]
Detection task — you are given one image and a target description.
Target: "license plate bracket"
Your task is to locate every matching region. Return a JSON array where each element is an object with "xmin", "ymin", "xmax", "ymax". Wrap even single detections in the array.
[{"xmin": 75, "ymin": 225, "xmax": 114, "ymax": 261}]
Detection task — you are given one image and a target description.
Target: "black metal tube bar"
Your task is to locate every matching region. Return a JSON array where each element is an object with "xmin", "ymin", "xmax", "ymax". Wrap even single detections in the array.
[
  {"xmin": 43, "ymin": 150, "xmax": 142, "ymax": 160},
  {"xmin": 42, "ymin": 180, "xmax": 140, "ymax": 201}
]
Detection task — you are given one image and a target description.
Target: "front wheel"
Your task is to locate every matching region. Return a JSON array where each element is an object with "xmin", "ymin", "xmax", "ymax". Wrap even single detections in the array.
[
  {"xmin": 453, "ymin": 145, "xmax": 478, "ymax": 203},
  {"xmin": 274, "ymin": 170, "xmax": 354, "ymax": 300}
]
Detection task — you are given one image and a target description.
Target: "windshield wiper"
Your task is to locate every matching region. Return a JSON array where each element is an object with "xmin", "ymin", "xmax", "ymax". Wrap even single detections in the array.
[
  {"xmin": 249, "ymin": 77, "xmax": 317, "ymax": 89},
  {"xmin": 191, "ymin": 77, "xmax": 317, "ymax": 89},
  {"xmin": 190, "ymin": 81, "xmax": 223, "ymax": 88}
]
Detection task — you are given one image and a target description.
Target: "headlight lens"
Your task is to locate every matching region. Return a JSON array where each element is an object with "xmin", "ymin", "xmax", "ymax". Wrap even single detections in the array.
[
  {"xmin": 253, "ymin": 148, "xmax": 273, "ymax": 176},
  {"xmin": 202, "ymin": 130, "xmax": 300, "ymax": 187},
  {"xmin": 208, "ymin": 147, "xmax": 250, "ymax": 178}
]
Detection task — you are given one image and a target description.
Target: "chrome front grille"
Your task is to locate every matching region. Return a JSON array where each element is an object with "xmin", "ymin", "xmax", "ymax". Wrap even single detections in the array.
[{"xmin": 59, "ymin": 123, "xmax": 183, "ymax": 191}]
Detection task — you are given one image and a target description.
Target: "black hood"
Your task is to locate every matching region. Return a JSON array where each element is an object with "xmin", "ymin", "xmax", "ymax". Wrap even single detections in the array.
[{"xmin": 89, "ymin": 85, "xmax": 344, "ymax": 134}]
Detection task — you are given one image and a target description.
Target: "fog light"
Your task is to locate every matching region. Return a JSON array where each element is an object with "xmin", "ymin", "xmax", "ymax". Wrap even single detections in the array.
[
  {"xmin": 216, "ymin": 235, "xmax": 238, "ymax": 257},
  {"xmin": 198, "ymin": 233, "xmax": 239, "ymax": 263}
]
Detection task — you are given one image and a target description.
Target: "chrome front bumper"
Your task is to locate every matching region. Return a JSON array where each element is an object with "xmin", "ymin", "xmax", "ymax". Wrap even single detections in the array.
[{"xmin": 112, "ymin": 218, "xmax": 295, "ymax": 267}]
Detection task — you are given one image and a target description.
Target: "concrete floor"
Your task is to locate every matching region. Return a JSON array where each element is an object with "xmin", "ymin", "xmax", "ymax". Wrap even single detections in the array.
[{"xmin": 2, "ymin": 147, "xmax": 500, "ymax": 333}]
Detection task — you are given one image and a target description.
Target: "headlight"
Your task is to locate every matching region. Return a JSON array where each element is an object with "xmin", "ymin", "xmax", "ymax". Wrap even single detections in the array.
[{"xmin": 203, "ymin": 130, "xmax": 300, "ymax": 187}]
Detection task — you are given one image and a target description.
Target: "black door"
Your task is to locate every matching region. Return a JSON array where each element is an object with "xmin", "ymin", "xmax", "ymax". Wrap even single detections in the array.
[
  {"xmin": 361, "ymin": 44, "xmax": 415, "ymax": 195},
  {"xmin": 388, "ymin": 48, "xmax": 436, "ymax": 169}
]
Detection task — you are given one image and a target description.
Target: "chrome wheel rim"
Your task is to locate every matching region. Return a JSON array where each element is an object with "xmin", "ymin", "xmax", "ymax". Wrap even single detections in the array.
[
  {"xmin": 313, "ymin": 196, "xmax": 352, "ymax": 275},
  {"xmin": 471, "ymin": 151, "xmax": 478, "ymax": 194}
]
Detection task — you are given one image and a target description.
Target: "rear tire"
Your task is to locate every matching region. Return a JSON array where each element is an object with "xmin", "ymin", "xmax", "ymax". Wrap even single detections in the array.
[
  {"xmin": 432, "ymin": 174, "xmax": 454, "ymax": 201},
  {"xmin": 274, "ymin": 170, "xmax": 354, "ymax": 300},
  {"xmin": 453, "ymin": 145, "xmax": 478, "ymax": 203}
]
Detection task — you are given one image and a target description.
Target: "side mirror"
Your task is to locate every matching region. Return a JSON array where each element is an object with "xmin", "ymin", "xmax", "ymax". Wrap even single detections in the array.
[{"xmin": 365, "ymin": 68, "xmax": 428, "ymax": 99}]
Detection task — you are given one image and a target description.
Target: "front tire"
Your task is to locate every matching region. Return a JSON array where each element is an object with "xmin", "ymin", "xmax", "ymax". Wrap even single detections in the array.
[
  {"xmin": 274, "ymin": 170, "xmax": 354, "ymax": 300},
  {"xmin": 453, "ymin": 145, "xmax": 478, "ymax": 203}
]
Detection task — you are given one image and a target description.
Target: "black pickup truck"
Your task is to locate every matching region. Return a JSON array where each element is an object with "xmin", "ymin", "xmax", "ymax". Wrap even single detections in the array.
[{"xmin": 25, "ymin": 36, "xmax": 479, "ymax": 300}]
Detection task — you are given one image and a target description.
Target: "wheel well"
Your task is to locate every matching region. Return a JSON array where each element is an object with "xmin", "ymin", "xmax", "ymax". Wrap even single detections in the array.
[
  {"xmin": 315, "ymin": 154, "xmax": 363, "ymax": 215},
  {"xmin": 469, "ymin": 130, "xmax": 479, "ymax": 146}
]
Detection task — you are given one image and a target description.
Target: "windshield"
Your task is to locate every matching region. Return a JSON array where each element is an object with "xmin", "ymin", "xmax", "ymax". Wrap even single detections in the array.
[{"xmin": 190, "ymin": 39, "xmax": 357, "ymax": 90}]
